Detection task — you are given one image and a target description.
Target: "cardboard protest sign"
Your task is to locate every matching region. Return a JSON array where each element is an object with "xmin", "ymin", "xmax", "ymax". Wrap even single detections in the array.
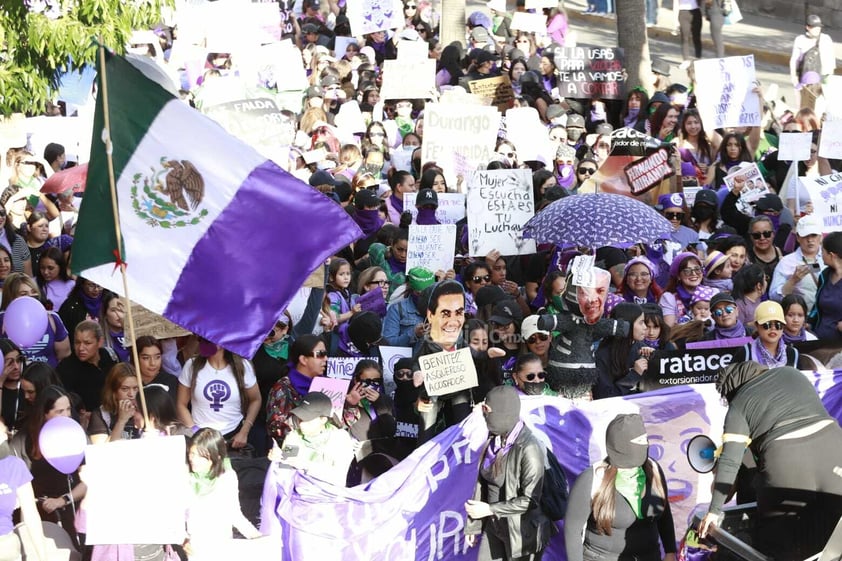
[
  {"xmin": 403, "ymin": 192, "xmax": 466, "ymax": 224},
  {"xmin": 723, "ymin": 163, "xmax": 768, "ymax": 216},
  {"xmin": 468, "ymin": 75, "xmax": 515, "ymax": 113},
  {"xmin": 303, "ymin": 264, "xmax": 326, "ymax": 289},
  {"xmin": 779, "ymin": 131, "xmax": 813, "ymax": 161},
  {"xmin": 552, "ymin": 47, "xmax": 626, "ymax": 100},
  {"xmin": 398, "ymin": 40, "xmax": 429, "ymax": 62},
  {"xmin": 334, "ymin": 37, "xmax": 358, "ymax": 61},
  {"xmin": 327, "ymin": 357, "xmax": 372, "ymax": 380},
  {"xmin": 623, "ymin": 148, "xmax": 675, "ymax": 195},
  {"xmin": 203, "ymin": 1, "xmax": 281, "ymax": 51},
  {"xmin": 85, "ymin": 437, "xmax": 188, "ymax": 544},
  {"xmin": 422, "ymin": 103, "xmax": 500, "ymax": 190},
  {"xmin": 510, "ymin": 12, "xmax": 546, "ymax": 34},
  {"xmin": 309, "ymin": 376, "xmax": 351, "ymax": 418},
  {"xmin": 819, "ymin": 120, "xmax": 842, "ymax": 160},
  {"xmin": 503, "ymin": 107, "xmax": 555, "ymax": 164},
  {"xmin": 130, "ymin": 302, "xmax": 191, "ymax": 340},
  {"xmin": 420, "ymin": 347, "xmax": 478, "ymax": 396},
  {"xmin": 346, "ymin": 0, "xmax": 404, "ymax": 36},
  {"xmin": 57, "ymin": 65, "xmax": 97, "ymax": 106},
  {"xmin": 467, "ymin": 169, "xmax": 537, "ymax": 256},
  {"xmin": 241, "ymin": 42, "xmax": 308, "ymax": 92},
  {"xmin": 693, "ymin": 55, "xmax": 761, "ymax": 130},
  {"xmin": 799, "ymin": 172, "xmax": 842, "ymax": 233},
  {"xmin": 26, "ymin": 115, "xmax": 93, "ymax": 166},
  {"xmin": 640, "ymin": 346, "xmax": 740, "ymax": 391},
  {"xmin": 204, "ymin": 97, "xmax": 291, "ymax": 158},
  {"xmin": 380, "ymin": 59, "xmax": 436, "ymax": 100},
  {"xmin": 525, "ymin": 0, "xmax": 558, "ymax": 7},
  {"xmin": 406, "ymin": 224, "xmax": 457, "ymax": 274},
  {"xmin": 380, "ymin": 345, "xmax": 413, "ymax": 399}
]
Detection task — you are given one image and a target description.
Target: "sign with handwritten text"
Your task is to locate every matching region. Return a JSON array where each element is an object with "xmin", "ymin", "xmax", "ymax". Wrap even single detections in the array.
[
  {"xmin": 380, "ymin": 59, "xmax": 436, "ymax": 100},
  {"xmin": 326, "ymin": 357, "xmax": 370, "ymax": 380},
  {"xmin": 552, "ymin": 47, "xmax": 626, "ymax": 100},
  {"xmin": 406, "ymin": 224, "xmax": 457, "ymax": 274},
  {"xmin": 779, "ymin": 131, "xmax": 813, "ymax": 161},
  {"xmin": 799, "ymin": 172, "xmax": 842, "ymax": 233},
  {"xmin": 403, "ymin": 192, "xmax": 466, "ymax": 224},
  {"xmin": 819, "ymin": 120, "xmax": 842, "ymax": 160},
  {"xmin": 420, "ymin": 347, "xmax": 478, "ymax": 396},
  {"xmin": 309, "ymin": 376, "xmax": 351, "ymax": 418},
  {"xmin": 694, "ymin": 55, "xmax": 761, "ymax": 130},
  {"xmin": 467, "ymin": 169, "xmax": 537, "ymax": 256},
  {"xmin": 468, "ymin": 75, "xmax": 515, "ymax": 112},
  {"xmin": 346, "ymin": 0, "xmax": 403, "ymax": 36}
]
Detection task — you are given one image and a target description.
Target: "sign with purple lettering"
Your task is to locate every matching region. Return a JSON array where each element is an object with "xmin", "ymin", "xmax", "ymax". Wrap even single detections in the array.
[
  {"xmin": 800, "ymin": 172, "xmax": 842, "ymax": 233},
  {"xmin": 552, "ymin": 47, "xmax": 626, "ymax": 100},
  {"xmin": 308, "ymin": 376, "xmax": 351, "ymax": 418}
]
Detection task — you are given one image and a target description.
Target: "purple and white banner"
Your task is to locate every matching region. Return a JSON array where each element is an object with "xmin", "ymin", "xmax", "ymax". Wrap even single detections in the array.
[{"xmin": 261, "ymin": 370, "xmax": 842, "ymax": 560}]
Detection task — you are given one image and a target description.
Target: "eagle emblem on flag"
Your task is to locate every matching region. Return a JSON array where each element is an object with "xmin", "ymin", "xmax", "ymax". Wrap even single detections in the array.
[{"xmin": 130, "ymin": 157, "xmax": 210, "ymax": 228}]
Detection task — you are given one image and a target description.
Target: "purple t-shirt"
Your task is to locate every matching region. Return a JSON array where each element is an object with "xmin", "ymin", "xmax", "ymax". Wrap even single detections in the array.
[{"xmin": 0, "ymin": 455, "xmax": 32, "ymax": 535}]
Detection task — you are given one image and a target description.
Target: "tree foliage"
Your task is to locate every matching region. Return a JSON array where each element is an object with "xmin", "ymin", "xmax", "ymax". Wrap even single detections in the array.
[{"xmin": 0, "ymin": 0, "xmax": 171, "ymax": 115}]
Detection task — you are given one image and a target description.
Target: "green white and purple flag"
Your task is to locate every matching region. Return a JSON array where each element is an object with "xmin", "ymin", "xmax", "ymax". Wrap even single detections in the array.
[{"xmin": 72, "ymin": 52, "xmax": 362, "ymax": 356}]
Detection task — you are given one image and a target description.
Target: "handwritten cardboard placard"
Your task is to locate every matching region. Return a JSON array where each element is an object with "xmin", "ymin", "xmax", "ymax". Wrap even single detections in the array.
[
  {"xmin": 819, "ymin": 120, "xmax": 842, "ymax": 160},
  {"xmin": 380, "ymin": 59, "xmax": 436, "ymax": 100},
  {"xmin": 468, "ymin": 75, "xmax": 515, "ymax": 112},
  {"xmin": 510, "ymin": 12, "xmax": 547, "ymax": 34},
  {"xmin": 309, "ymin": 376, "xmax": 351, "ymax": 418},
  {"xmin": 552, "ymin": 47, "xmax": 626, "ymax": 100},
  {"xmin": 403, "ymin": 192, "xmax": 466, "ymax": 224},
  {"xmin": 422, "ymin": 103, "xmax": 500, "ymax": 190},
  {"xmin": 693, "ymin": 55, "xmax": 761, "ymax": 130},
  {"xmin": 467, "ymin": 169, "xmax": 537, "ymax": 256},
  {"xmin": 85, "ymin": 437, "xmax": 188, "ymax": 544},
  {"xmin": 326, "ymin": 356, "xmax": 371, "ymax": 380},
  {"xmin": 406, "ymin": 224, "xmax": 457, "ymax": 274},
  {"xmin": 347, "ymin": 0, "xmax": 404, "ymax": 36},
  {"xmin": 379, "ymin": 345, "xmax": 413, "ymax": 398},
  {"xmin": 799, "ymin": 172, "xmax": 842, "ymax": 233},
  {"xmin": 131, "ymin": 302, "xmax": 190, "ymax": 341},
  {"xmin": 420, "ymin": 347, "xmax": 478, "ymax": 396},
  {"xmin": 779, "ymin": 131, "xmax": 813, "ymax": 161}
]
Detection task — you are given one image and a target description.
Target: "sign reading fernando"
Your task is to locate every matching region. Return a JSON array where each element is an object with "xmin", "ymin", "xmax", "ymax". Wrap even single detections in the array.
[{"xmin": 553, "ymin": 47, "xmax": 626, "ymax": 100}]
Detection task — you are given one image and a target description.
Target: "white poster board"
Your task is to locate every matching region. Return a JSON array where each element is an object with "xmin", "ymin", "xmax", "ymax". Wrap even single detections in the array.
[
  {"xmin": 467, "ymin": 169, "xmax": 537, "ymax": 256},
  {"xmin": 779, "ymin": 131, "xmax": 813, "ymax": 161},
  {"xmin": 420, "ymin": 347, "xmax": 478, "ymax": 396},
  {"xmin": 326, "ymin": 357, "xmax": 369, "ymax": 380},
  {"xmin": 819, "ymin": 120, "xmax": 842, "ymax": 160},
  {"xmin": 406, "ymin": 224, "xmax": 457, "ymax": 274},
  {"xmin": 800, "ymin": 173, "xmax": 842, "ymax": 233},
  {"xmin": 693, "ymin": 56, "xmax": 761, "ymax": 130},
  {"xmin": 398, "ymin": 40, "xmax": 429, "ymax": 62},
  {"xmin": 504, "ymin": 107, "xmax": 555, "ymax": 164},
  {"xmin": 422, "ymin": 103, "xmax": 501, "ymax": 190},
  {"xmin": 403, "ymin": 192, "xmax": 466, "ymax": 224},
  {"xmin": 723, "ymin": 163, "xmax": 769, "ymax": 216},
  {"xmin": 510, "ymin": 12, "xmax": 547, "ymax": 34},
  {"xmin": 380, "ymin": 59, "xmax": 436, "ymax": 100},
  {"xmin": 85, "ymin": 437, "xmax": 188, "ymax": 544},
  {"xmin": 346, "ymin": 0, "xmax": 404, "ymax": 36},
  {"xmin": 379, "ymin": 345, "xmax": 413, "ymax": 399}
]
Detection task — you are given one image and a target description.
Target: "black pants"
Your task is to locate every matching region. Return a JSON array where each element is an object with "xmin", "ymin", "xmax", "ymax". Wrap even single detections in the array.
[
  {"xmin": 754, "ymin": 424, "xmax": 842, "ymax": 560},
  {"xmin": 478, "ymin": 531, "xmax": 544, "ymax": 561},
  {"xmin": 679, "ymin": 8, "xmax": 702, "ymax": 59}
]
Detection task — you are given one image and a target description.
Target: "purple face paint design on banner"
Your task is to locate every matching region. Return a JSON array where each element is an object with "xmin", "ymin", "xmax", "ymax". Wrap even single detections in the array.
[{"xmin": 203, "ymin": 380, "xmax": 231, "ymax": 412}]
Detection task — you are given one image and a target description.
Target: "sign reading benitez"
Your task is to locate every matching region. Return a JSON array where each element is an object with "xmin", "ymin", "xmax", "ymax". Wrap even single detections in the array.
[
  {"xmin": 421, "ymin": 348, "xmax": 478, "ymax": 396},
  {"xmin": 553, "ymin": 47, "xmax": 625, "ymax": 100},
  {"xmin": 640, "ymin": 346, "xmax": 739, "ymax": 391}
]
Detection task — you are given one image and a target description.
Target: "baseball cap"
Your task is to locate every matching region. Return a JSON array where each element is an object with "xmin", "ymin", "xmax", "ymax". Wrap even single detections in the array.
[
  {"xmin": 807, "ymin": 14, "xmax": 822, "ymax": 28},
  {"xmin": 309, "ymin": 170, "xmax": 336, "ymax": 188},
  {"xmin": 693, "ymin": 188, "xmax": 719, "ymax": 208},
  {"xmin": 606, "ymin": 414, "xmax": 649, "ymax": 468},
  {"xmin": 306, "ymin": 85, "xmax": 325, "ymax": 99},
  {"xmin": 520, "ymin": 315, "xmax": 549, "ymax": 341},
  {"xmin": 710, "ymin": 291, "xmax": 736, "ymax": 309},
  {"xmin": 475, "ymin": 285, "xmax": 508, "ymax": 309},
  {"xmin": 354, "ymin": 188, "xmax": 380, "ymax": 210},
  {"xmin": 474, "ymin": 49, "xmax": 496, "ymax": 64},
  {"xmin": 407, "ymin": 267, "xmax": 436, "ymax": 292},
  {"xmin": 471, "ymin": 26, "xmax": 491, "ymax": 44},
  {"xmin": 489, "ymin": 300, "xmax": 521, "ymax": 326},
  {"xmin": 796, "ymin": 214, "xmax": 823, "ymax": 237},
  {"xmin": 755, "ymin": 193, "xmax": 783, "ymax": 213},
  {"xmin": 291, "ymin": 392, "xmax": 332, "ymax": 422},
  {"xmin": 595, "ymin": 123, "xmax": 614, "ymax": 136},
  {"xmin": 651, "ymin": 58, "xmax": 671, "ymax": 77},
  {"xmin": 755, "ymin": 301, "xmax": 785, "ymax": 325},
  {"xmin": 546, "ymin": 104, "xmax": 565, "ymax": 121},
  {"xmin": 415, "ymin": 188, "xmax": 438, "ymax": 208},
  {"xmin": 566, "ymin": 114, "xmax": 585, "ymax": 129},
  {"xmin": 301, "ymin": 22, "xmax": 320, "ymax": 34}
]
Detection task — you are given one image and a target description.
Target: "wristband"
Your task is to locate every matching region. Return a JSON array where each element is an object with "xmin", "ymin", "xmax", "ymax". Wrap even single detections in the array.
[{"xmin": 191, "ymin": 425, "xmax": 200, "ymax": 434}]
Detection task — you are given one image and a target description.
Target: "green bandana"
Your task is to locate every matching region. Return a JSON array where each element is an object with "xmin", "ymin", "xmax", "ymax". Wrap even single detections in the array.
[
  {"xmin": 191, "ymin": 457, "xmax": 232, "ymax": 497},
  {"xmin": 615, "ymin": 466, "xmax": 646, "ymax": 518}
]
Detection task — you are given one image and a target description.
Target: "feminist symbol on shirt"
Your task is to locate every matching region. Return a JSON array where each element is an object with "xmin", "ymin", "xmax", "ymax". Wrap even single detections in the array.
[{"xmin": 203, "ymin": 380, "xmax": 232, "ymax": 412}]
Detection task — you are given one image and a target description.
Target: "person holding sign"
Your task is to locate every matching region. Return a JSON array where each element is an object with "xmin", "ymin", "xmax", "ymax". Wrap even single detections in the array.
[{"xmin": 808, "ymin": 231, "xmax": 842, "ymax": 343}]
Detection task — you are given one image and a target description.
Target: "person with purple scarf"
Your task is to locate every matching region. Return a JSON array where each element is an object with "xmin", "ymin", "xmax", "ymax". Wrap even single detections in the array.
[
  {"xmin": 351, "ymin": 189, "xmax": 385, "ymax": 260},
  {"xmin": 413, "ymin": 188, "xmax": 440, "ymax": 225},
  {"xmin": 385, "ymin": 170, "xmax": 416, "ymax": 225},
  {"xmin": 659, "ymin": 251, "xmax": 704, "ymax": 327},
  {"xmin": 265, "ymin": 334, "xmax": 328, "ymax": 444},
  {"xmin": 731, "ymin": 301, "xmax": 800, "ymax": 367},
  {"xmin": 58, "ymin": 277, "xmax": 106, "ymax": 345},
  {"xmin": 702, "ymin": 291, "xmax": 749, "ymax": 342}
]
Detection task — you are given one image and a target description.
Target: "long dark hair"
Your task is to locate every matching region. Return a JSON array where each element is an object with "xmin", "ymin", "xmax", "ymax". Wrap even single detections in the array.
[
  {"xmin": 591, "ymin": 459, "xmax": 666, "ymax": 535},
  {"xmin": 189, "ymin": 346, "xmax": 248, "ymax": 414},
  {"xmin": 288, "ymin": 334, "xmax": 325, "ymax": 374},
  {"xmin": 731, "ymin": 264, "xmax": 765, "ymax": 299},
  {"xmin": 680, "ymin": 108, "xmax": 713, "ymax": 163},
  {"xmin": 27, "ymin": 384, "xmax": 72, "ymax": 460},
  {"xmin": 144, "ymin": 386, "xmax": 179, "ymax": 432},
  {"xmin": 35, "ymin": 246, "xmax": 71, "ymax": 292},
  {"xmin": 717, "ymin": 132, "xmax": 752, "ymax": 164},
  {"xmin": 190, "ymin": 428, "xmax": 228, "ymax": 479}
]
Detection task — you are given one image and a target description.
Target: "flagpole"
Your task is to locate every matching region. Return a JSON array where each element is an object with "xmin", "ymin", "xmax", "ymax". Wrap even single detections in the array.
[{"xmin": 97, "ymin": 44, "xmax": 151, "ymax": 432}]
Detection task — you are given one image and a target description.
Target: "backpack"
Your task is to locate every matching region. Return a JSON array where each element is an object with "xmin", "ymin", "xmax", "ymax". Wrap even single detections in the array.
[
  {"xmin": 798, "ymin": 38, "xmax": 822, "ymax": 79},
  {"xmin": 540, "ymin": 448, "xmax": 570, "ymax": 521}
]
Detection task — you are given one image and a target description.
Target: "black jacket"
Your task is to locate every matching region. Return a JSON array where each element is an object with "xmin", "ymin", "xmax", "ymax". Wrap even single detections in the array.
[{"xmin": 466, "ymin": 426, "xmax": 556, "ymax": 558}]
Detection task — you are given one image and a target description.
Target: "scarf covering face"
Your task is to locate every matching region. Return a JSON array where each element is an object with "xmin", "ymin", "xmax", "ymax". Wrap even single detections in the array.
[
  {"xmin": 354, "ymin": 209, "xmax": 385, "ymax": 236},
  {"xmin": 716, "ymin": 361, "xmax": 767, "ymax": 400},
  {"xmin": 415, "ymin": 207, "xmax": 439, "ymax": 225},
  {"xmin": 81, "ymin": 290, "xmax": 104, "ymax": 319},
  {"xmin": 264, "ymin": 337, "xmax": 289, "ymax": 360}
]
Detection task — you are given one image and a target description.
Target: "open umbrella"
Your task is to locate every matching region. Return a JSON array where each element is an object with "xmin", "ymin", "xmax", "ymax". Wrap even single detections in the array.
[
  {"xmin": 522, "ymin": 193, "xmax": 672, "ymax": 249},
  {"xmin": 40, "ymin": 163, "xmax": 87, "ymax": 194}
]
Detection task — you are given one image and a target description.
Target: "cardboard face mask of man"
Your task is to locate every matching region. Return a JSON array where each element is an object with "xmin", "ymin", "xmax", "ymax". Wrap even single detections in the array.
[{"xmin": 575, "ymin": 268, "xmax": 610, "ymax": 325}]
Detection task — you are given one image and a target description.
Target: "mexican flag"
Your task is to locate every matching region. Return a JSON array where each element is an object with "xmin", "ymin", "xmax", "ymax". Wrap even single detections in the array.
[{"xmin": 73, "ymin": 51, "xmax": 363, "ymax": 357}]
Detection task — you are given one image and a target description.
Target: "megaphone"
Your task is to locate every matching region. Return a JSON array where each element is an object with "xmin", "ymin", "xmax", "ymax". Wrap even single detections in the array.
[{"xmin": 687, "ymin": 435, "xmax": 718, "ymax": 474}]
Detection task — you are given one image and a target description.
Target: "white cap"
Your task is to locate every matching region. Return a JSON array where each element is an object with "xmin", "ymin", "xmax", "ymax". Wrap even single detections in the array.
[
  {"xmin": 521, "ymin": 315, "xmax": 549, "ymax": 341},
  {"xmin": 796, "ymin": 214, "xmax": 824, "ymax": 237}
]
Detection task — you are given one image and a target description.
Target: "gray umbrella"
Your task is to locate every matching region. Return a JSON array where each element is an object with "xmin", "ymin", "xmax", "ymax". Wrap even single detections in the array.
[{"xmin": 523, "ymin": 193, "xmax": 673, "ymax": 249}]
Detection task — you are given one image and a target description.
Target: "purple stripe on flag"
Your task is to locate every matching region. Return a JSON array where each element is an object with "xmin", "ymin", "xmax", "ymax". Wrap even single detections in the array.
[
  {"xmin": 163, "ymin": 160, "xmax": 362, "ymax": 357},
  {"xmin": 686, "ymin": 337, "xmax": 752, "ymax": 350}
]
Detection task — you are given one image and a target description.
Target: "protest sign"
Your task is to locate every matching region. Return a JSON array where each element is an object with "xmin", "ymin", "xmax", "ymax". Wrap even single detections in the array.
[
  {"xmin": 420, "ymin": 347, "xmax": 478, "ymax": 396},
  {"xmin": 0, "ymin": 114, "xmax": 27, "ymax": 151},
  {"xmin": 552, "ymin": 47, "xmax": 626, "ymax": 100},
  {"xmin": 422, "ymin": 103, "xmax": 501, "ymax": 190},
  {"xmin": 357, "ymin": 286, "xmax": 387, "ymax": 317},
  {"xmin": 503, "ymin": 107, "xmax": 555, "ymax": 164},
  {"xmin": 623, "ymin": 148, "xmax": 675, "ymax": 195},
  {"xmin": 723, "ymin": 163, "xmax": 768, "ymax": 216},
  {"xmin": 641, "ymin": 346, "xmax": 741, "ymax": 391},
  {"xmin": 85, "ymin": 437, "xmax": 188, "ymax": 544},
  {"xmin": 403, "ymin": 192, "xmax": 466, "ymax": 224},
  {"xmin": 204, "ymin": 97, "xmax": 290, "ymax": 159},
  {"xmin": 335, "ymin": 101, "xmax": 367, "ymax": 135},
  {"xmin": 130, "ymin": 302, "xmax": 191, "ymax": 340},
  {"xmin": 26, "ymin": 115, "xmax": 93, "ymax": 165},
  {"xmin": 347, "ymin": 0, "xmax": 404, "ymax": 36},
  {"xmin": 819, "ymin": 120, "xmax": 842, "ymax": 160},
  {"xmin": 380, "ymin": 59, "xmax": 436, "ymax": 100},
  {"xmin": 779, "ymin": 131, "xmax": 813, "ymax": 161},
  {"xmin": 303, "ymin": 264, "xmax": 325, "ymax": 289},
  {"xmin": 406, "ymin": 224, "xmax": 457, "ymax": 274},
  {"xmin": 467, "ymin": 169, "xmax": 537, "ymax": 256},
  {"xmin": 242, "ymin": 42, "xmax": 308, "ymax": 92},
  {"xmin": 468, "ymin": 75, "xmax": 515, "ymax": 113},
  {"xmin": 380, "ymin": 345, "xmax": 413, "ymax": 398},
  {"xmin": 309, "ymin": 376, "xmax": 351, "ymax": 418},
  {"xmin": 683, "ymin": 184, "xmax": 702, "ymax": 207},
  {"xmin": 510, "ymin": 12, "xmax": 547, "ymax": 34},
  {"xmin": 799, "ymin": 172, "xmax": 842, "ymax": 233},
  {"xmin": 398, "ymin": 40, "xmax": 429, "ymax": 62},
  {"xmin": 525, "ymin": 0, "xmax": 558, "ymax": 7},
  {"xmin": 327, "ymin": 357, "xmax": 376, "ymax": 380},
  {"xmin": 203, "ymin": 1, "xmax": 280, "ymax": 51},
  {"xmin": 693, "ymin": 55, "xmax": 761, "ymax": 130}
]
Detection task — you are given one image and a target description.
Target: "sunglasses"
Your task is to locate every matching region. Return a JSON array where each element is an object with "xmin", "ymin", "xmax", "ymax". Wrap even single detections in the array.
[
  {"xmin": 405, "ymin": 3, "xmax": 417, "ymax": 8},
  {"xmin": 713, "ymin": 305, "xmax": 736, "ymax": 318},
  {"xmin": 680, "ymin": 267, "xmax": 702, "ymax": 276},
  {"xmin": 522, "ymin": 371, "xmax": 546, "ymax": 382},
  {"xmin": 368, "ymin": 279, "xmax": 390, "ymax": 287},
  {"xmin": 472, "ymin": 274, "xmax": 491, "ymax": 283},
  {"xmin": 310, "ymin": 349, "xmax": 328, "ymax": 358},
  {"xmin": 665, "ymin": 212, "xmax": 685, "ymax": 220},
  {"xmin": 578, "ymin": 167, "xmax": 596, "ymax": 175},
  {"xmin": 394, "ymin": 369, "xmax": 413, "ymax": 380},
  {"xmin": 369, "ymin": 132, "xmax": 385, "ymax": 138},
  {"xmin": 527, "ymin": 333, "xmax": 549, "ymax": 345},
  {"xmin": 759, "ymin": 321, "xmax": 784, "ymax": 331},
  {"xmin": 751, "ymin": 230, "xmax": 773, "ymax": 240}
]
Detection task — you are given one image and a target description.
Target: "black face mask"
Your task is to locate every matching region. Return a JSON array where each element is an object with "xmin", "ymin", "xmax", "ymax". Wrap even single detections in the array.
[
  {"xmin": 393, "ymin": 378, "xmax": 418, "ymax": 410},
  {"xmin": 692, "ymin": 205, "xmax": 715, "ymax": 221},
  {"xmin": 522, "ymin": 382, "xmax": 545, "ymax": 396}
]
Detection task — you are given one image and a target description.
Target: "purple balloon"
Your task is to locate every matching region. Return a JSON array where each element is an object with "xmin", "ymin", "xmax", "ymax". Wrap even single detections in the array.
[
  {"xmin": 5, "ymin": 296, "xmax": 48, "ymax": 348},
  {"xmin": 39, "ymin": 416, "xmax": 87, "ymax": 474}
]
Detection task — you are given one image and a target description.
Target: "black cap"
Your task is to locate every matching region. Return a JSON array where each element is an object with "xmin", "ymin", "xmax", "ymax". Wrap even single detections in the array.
[
  {"xmin": 566, "ymin": 114, "xmax": 585, "ymax": 129},
  {"xmin": 755, "ymin": 193, "xmax": 783, "ymax": 212},
  {"xmin": 606, "ymin": 413, "xmax": 649, "ymax": 468},
  {"xmin": 546, "ymin": 104, "xmax": 565, "ymax": 120},
  {"xmin": 693, "ymin": 188, "xmax": 718, "ymax": 207},
  {"xmin": 474, "ymin": 49, "xmax": 497, "ymax": 65},
  {"xmin": 710, "ymin": 291, "xmax": 736, "ymax": 309},
  {"xmin": 306, "ymin": 85, "xmax": 325, "ymax": 99},
  {"xmin": 301, "ymin": 22, "xmax": 320, "ymax": 34},
  {"xmin": 309, "ymin": 170, "xmax": 336, "ymax": 187},
  {"xmin": 355, "ymin": 188, "xmax": 380, "ymax": 210},
  {"xmin": 333, "ymin": 182, "xmax": 352, "ymax": 203},
  {"xmin": 475, "ymin": 285, "xmax": 507, "ymax": 309},
  {"xmin": 489, "ymin": 300, "xmax": 521, "ymax": 326},
  {"xmin": 651, "ymin": 58, "xmax": 671, "ymax": 77},
  {"xmin": 291, "ymin": 392, "xmax": 332, "ymax": 421},
  {"xmin": 321, "ymin": 74, "xmax": 339, "ymax": 87},
  {"xmin": 415, "ymin": 188, "xmax": 438, "ymax": 208}
]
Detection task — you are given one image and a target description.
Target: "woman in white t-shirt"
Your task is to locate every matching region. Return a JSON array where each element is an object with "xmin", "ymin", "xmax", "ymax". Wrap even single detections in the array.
[{"xmin": 177, "ymin": 339, "xmax": 261, "ymax": 450}]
